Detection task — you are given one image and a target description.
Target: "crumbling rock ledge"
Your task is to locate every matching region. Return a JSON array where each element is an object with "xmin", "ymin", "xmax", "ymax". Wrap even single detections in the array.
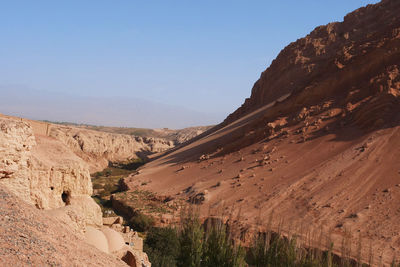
[
  {"xmin": 0, "ymin": 187, "xmax": 129, "ymax": 267},
  {"xmin": 0, "ymin": 117, "xmax": 102, "ymax": 226},
  {"xmin": 0, "ymin": 116, "xmax": 152, "ymax": 266},
  {"xmin": 50, "ymin": 125, "xmax": 174, "ymax": 172}
]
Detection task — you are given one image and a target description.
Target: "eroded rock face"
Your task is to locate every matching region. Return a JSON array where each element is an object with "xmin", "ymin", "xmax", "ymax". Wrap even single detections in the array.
[
  {"xmin": 0, "ymin": 187, "xmax": 127, "ymax": 267},
  {"xmin": 225, "ymin": 0, "xmax": 400, "ymax": 124},
  {"xmin": 29, "ymin": 135, "xmax": 93, "ymax": 209},
  {"xmin": 0, "ymin": 118, "xmax": 36, "ymax": 203},
  {"xmin": 116, "ymin": 246, "xmax": 151, "ymax": 267},
  {"xmin": 50, "ymin": 125, "xmax": 174, "ymax": 172},
  {"xmin": 0, "ymin": 117, "xmax": 102, "ymax": 227},
  {"xmin": 0, "ymin": 117, "xmax": 151, "ymax": 264}
]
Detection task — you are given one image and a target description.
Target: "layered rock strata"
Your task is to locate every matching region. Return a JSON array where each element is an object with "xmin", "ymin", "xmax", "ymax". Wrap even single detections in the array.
[
  {"xmin": 0, "ymin": 117, "xmax": 102, "ymax": 226},
  {"xmin": 225, "ymin": 0, "xmax": 400, "ymax": 125},
  {"xmin": 49, "ymin": 125, "xmax": 174, "ymax": 172}
]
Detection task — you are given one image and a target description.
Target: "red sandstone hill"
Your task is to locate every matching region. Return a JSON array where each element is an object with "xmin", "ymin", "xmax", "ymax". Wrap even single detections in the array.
[
  {"xmin": 225, "ymin": 0, "xmax": 400, "ymax": 126},
  {"xmin": 124, "ymin": 0, "xmax": 400, "ymax": 265}
]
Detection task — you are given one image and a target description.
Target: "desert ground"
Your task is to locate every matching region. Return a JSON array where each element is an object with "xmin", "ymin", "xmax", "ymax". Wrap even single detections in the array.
[{"xmin": 1, "ymin": 0, "xmax": 400, "ymax": 266}]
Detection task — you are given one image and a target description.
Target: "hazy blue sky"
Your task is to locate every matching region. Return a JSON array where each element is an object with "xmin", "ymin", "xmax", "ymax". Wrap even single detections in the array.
[{"xmin": 0, "ymin": 0, "xmax": 379, "ymax": 128}]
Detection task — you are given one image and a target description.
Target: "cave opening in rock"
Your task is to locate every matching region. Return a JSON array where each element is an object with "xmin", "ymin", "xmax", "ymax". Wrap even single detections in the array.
[
  {"xmin": 61, "ymin": 191, "xmax": 71, "ymax": 205},
  {"xmin": 121, "ymin": 250, "xmax": 137, "ymax": 267}
]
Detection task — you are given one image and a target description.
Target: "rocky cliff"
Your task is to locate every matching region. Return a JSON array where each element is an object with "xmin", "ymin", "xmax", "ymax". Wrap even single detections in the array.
[
  {"xmin": 225, "ymin": 0, "xmax": 400, "ymax": 125},
  {"xmin": 0, "ymin": 115, "xmax": 152, "ymax": 266},
  {"xmin": 123, "ymin": 1, "xmax": 400, "ymax": 264},
  {"xmin": 0, "ymin": 187, "xmax": 129, "ymax": 267},
  {"xmin": 0, "ymin": 117, "xmax": 102, "ymax": 226},
  {"xmin": 49, "ymin": 125, "xmax": 174, "ymax": 172},
  {"xmin": 71, "ymin": 124, "xmax": 213, "ymax": 145},
  {"xmin": 0, "ymin": 118, "xmax": 36, "ymax": 203}
]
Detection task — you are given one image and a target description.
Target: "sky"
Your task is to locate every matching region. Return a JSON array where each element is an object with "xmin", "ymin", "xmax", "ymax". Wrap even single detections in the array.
[{"xmin": 0, "ymin": 0, "xmax": 380, "ymax": 128}]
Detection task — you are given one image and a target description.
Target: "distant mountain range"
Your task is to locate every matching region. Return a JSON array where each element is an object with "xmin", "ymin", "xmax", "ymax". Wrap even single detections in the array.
[{"xmin": 0, "ymin": 87, "xmax": 222, "ymax": 129}]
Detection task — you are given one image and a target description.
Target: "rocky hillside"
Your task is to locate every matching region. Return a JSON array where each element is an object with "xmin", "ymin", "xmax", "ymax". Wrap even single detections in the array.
[
  {"xmin": 151, "ymin": 126, "xmax": 213, "ymax": 145},
  {"xmin": 59, "ymin": 123, "xmax": 213, "ymax": 145},
  {"xmin": 0, "ymin": 116, "xmax": 152, "ymax": 266},
  {"xmin": 0, "ymin": 187, "xmax": 128, "ymax": 267},
  {"xmin": 49, "ymin": 124, "xmax": 175, "ymax": 172},
  {"xmin": 123, "ymin": 0, "xmax": 400, "ymax": 265},
  {"xmin": 225, "ymin": 0, "xmax": 400, "ymax": 126},
  {"xmin": 2, "ymin": 115, "xmax": 209, "ymax": 172},
  {"xmin": 0, "ymin": 117, "xmax": 99, "ymax": 222}
]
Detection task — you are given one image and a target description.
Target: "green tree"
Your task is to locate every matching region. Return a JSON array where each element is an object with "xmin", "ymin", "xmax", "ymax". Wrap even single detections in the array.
[
  {"xmin": 144, "ymin": 227, "xmax": 179, "ymax": 267},
  {"xmin": 177, "ymin": 207, "xmax": 203, "ymax": 267},
  {"xmin": 129, "ymin": 212, "xmax": 155, "ymax": 232},
  {"xmin": 202, "ymin": 220, "xmax": 245, "ymax": 267}
]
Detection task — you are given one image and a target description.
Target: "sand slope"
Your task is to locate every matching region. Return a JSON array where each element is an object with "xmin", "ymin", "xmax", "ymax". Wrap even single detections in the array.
[
  {"xmin": 0, "ymin": 187, "xmax": 127, "ymax": 267},
  {"xmin": 125, "ymin": 0, "xmax": 400, "ymax": 264}
]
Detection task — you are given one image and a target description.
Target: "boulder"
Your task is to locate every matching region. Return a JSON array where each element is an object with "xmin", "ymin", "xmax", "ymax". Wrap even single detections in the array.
[{"xmin": 115, "ymin": 245, "xmax": 151, "ymax": 267}]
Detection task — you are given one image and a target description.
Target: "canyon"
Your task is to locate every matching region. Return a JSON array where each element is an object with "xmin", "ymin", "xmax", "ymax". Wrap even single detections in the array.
[
  {"xmin": 120, "ymin": 0, "xmax": 400, "ymax": 265},
  {"xmin": 1, "ymin": 0, "xmax": 400, "ymax": 266},
  {"xmin": 0, "ymin": 115, "xmax": 206, "ymax": 266}
]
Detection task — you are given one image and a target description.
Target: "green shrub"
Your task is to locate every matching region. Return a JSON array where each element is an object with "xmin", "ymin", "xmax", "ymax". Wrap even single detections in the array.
[
  {"xmin": 139, "ymin": 206, "xmax": 377, "ymax": 267},
  {"xmin": 121, "ymin": 158, "xmax": 146, "ymax": 170},
  {"xmin": 144, "ymin": 227, "xmax": 180, "ymax": 267},
  {"xmin": 177, "ymin": 207, "xmax": 203, "ymax": 267},
  {"xmin": 129, "ymin": 212, "xmax": 155, "ymax": 232},
  {"xmin": 92, "ymin": 183, "xmax": 103, "ymax": 190},
  {"xmin": 93, "ymin": 171, "xmax": 103, "ymax": 178},
  {"xmin": 248, "ymin": 231, "xmax": 339, "ymax": 267},
  {"xmin": 202, "ymin": 220, "xmax": 245, "ymax": 267},
  {"xmin": 98, "ymin": 183, "xmax": 119, "ymax": 197}
]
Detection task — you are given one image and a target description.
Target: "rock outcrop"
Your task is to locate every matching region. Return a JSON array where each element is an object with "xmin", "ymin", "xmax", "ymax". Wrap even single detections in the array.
[
  {"xmin": 0, "ymin": 118, "xmax": 36, "ymax": 203},
  {"xmin": 0, "ymin": 117, "xmax": 102, "ymax": 227},
  {"xmin": 152, "ymin": 126, "xmax": 213, "ymax": 145},
  {"xmin": 49, "ymin": 125, "xmax": 174, "ymax": 172},
  {"xmin": 0, "ymin": 115, "xmax": 156, "ymax": 265},
  {"xmin": 225, "ymin": 0, "xmax": 400, "ymax": 125},
  {"xmin": 74, "ymin": 124, "xmax": 213, "ymax": 145},
  {"xmin": 0, "ymin": 114, "xmax": 208, "ymax": 173},
  {"xmin": 0, "ymin": 187, "xmax": 128, "ymax": 267},
  {"xmin": 123, "ymin": 1, "xmax": 400, "ymax": 265}
]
